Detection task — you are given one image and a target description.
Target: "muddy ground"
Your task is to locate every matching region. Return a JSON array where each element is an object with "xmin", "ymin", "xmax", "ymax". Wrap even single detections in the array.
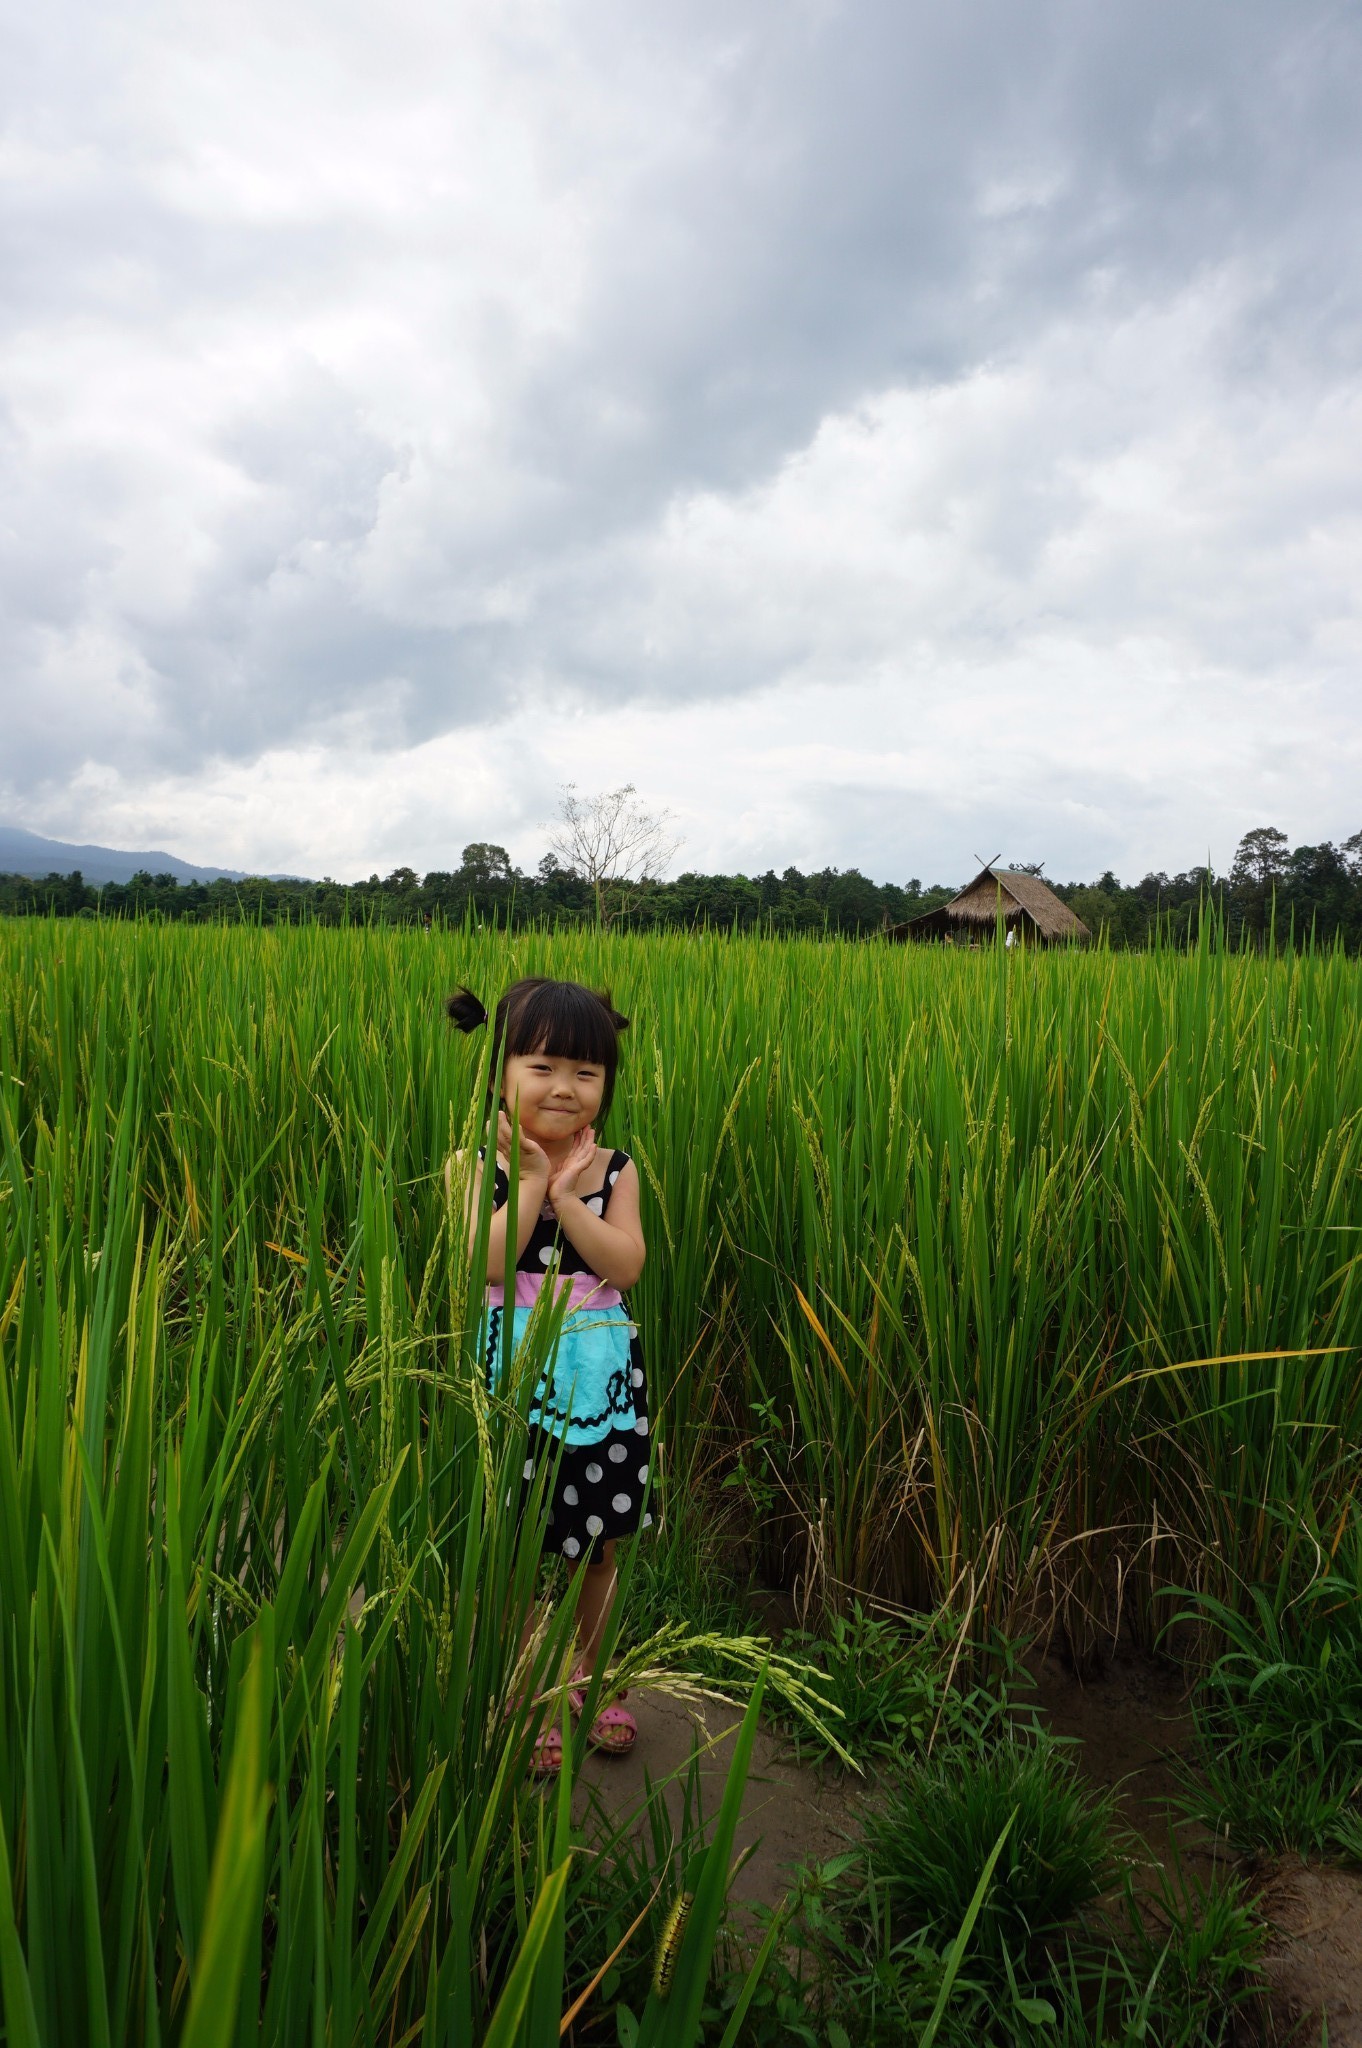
[
  {"xmin": 578, "ymin": 1645, "xmax": 1362, "ymax": 2044},
  {"xmin": 1031, "ymin": 1647, "xmax": 1362, "ymax": 2044}
]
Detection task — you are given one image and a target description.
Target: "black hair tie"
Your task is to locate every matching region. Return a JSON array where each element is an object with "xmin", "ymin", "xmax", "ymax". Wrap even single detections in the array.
[
  {"xmin": 445, "ymin": 987, "xmax": 489, "ymax": 1032},
  {"xmin": 596, "ymin": 988, "xmax": 630, "ymax": 1032}
]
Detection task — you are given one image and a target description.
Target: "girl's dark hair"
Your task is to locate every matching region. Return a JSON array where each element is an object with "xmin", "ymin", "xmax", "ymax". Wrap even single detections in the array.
[{"xmin": 445, "ymin": 977, "xmax": 630, "ymax": 1120}]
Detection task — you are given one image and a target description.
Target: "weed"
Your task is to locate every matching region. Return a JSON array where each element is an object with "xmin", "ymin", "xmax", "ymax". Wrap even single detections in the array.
[
  {"xmin": 776, "ymin": 1601, "xmax": 1027, "ymax": 1768},
  {"xmin": 1175, "ymin": 1513, "xmax": 1362, "ymax": 1854},
  {"xmin": 622, "ymin": 1502, "xmax": 754, "ymax": 1658},
  {"xmin": 860, "ymin": 1735, "xmax": 1122, "ymax": 1987},
  {"xmin": 1110, "ymin": 1865, "xmax": 1267, "ymax": 2043},
  {"xmin": 732, "ymin": 1838, "xmax": 1266, "ymax": 2047}
]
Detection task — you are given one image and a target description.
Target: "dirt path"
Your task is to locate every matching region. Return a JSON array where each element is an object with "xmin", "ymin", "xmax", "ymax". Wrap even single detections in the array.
[
  {"xmin": 1027, "ymin": 1645, "xmax": 1225, "ymax": 1878},
  {"xmin": 575, "ymin": 1685, "xmax": 861, "ymax": 1906},
  {"xmin": 1256, "ymin": 1865, "xmax": 1362, "ymax": 2044}
]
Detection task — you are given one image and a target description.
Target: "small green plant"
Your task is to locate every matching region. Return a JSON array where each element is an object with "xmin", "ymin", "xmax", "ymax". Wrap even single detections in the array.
[
  {"xmin": 776, "ymin": 1602, "xmax": 1027, "ymax": 1769},
  {"xmin": 1175, "ymin": 1516, "xmax": 1362, "ymax": 1855},
  {"xmin": 722, "ymin": 1829, "xmax": 1030, "ymax": 2048},
  {"xmin": 734, "ymin": 1844, "xmax": 1266, "ymax": 2048},
  {"xmin": 1027, "ymin": 1868, "xmax": 1266, "ymax": 2048},
  {"xmin": 1112, "ymin": 1864, "xmax": 1267, "ymax": 2043},
  {"xmin": 722, "ymin": 1393, "xmax": 789, "ymax": 1526},
  {"xmin": 860, "ymin": 1735, "xmax": 1121, "ymax": 1989}
]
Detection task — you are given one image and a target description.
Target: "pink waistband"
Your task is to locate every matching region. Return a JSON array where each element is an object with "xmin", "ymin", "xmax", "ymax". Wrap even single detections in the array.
[{"xmin": 487, "ymin": 1271, "xmax": 624, "ymax": 1313}]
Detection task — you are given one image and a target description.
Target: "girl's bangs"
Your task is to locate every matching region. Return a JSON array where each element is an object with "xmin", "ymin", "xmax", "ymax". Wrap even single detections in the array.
[{"xmin": 506, "ymin": 981, "xmax": 618, "ymax": 1071}]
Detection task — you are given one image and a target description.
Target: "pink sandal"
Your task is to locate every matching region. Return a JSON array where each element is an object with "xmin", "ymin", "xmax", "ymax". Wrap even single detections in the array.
[
  {"xmin": 505, "ymin": 1694, "xmax": 564, "ymax": 1777},
  {"xmin": 529, "ymin": 1725, "xmax": 564, "ymax": 1776},
  {"xmin": 568, "ymin": 1681, "xmax": 637, "ymax": 1756}
]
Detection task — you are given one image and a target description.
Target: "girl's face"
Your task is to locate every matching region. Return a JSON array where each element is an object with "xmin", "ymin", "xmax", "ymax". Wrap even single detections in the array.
[{"xmin": 502, "ymin": 1048, "xmax": 606, "ymax": 1141}]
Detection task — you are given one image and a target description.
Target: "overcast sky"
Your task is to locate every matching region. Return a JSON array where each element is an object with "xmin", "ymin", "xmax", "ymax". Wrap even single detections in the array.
[{"xmin": 2, "ymin": 0, "xmax": 1360, "ymax": 885}]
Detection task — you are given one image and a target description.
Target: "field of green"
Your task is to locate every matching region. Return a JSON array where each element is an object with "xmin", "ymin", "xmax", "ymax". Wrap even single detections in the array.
[{"xmin": 2, "ymin": 919, "xmax": 1360, "ymax": 2044}]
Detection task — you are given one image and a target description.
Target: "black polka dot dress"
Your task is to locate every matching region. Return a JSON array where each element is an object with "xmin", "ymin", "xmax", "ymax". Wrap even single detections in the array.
[{"xmin": 484, "ymin": 1148, "xmax": 656, "ymax": 1560}]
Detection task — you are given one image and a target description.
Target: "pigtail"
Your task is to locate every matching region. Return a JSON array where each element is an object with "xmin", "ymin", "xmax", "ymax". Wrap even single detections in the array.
[
  {"xmin": 595, "ymin": 988, "xmax": 630, "ymax": 1033},
  {"xmin": 445, "ymin": 987, "xmax": 489, "ymax": 1032}
]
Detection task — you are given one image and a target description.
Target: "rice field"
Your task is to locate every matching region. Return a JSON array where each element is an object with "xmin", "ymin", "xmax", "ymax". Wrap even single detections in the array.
[{"xmin": 2, "ymin": 917, "xmax": 1359, "ymax": 2043}]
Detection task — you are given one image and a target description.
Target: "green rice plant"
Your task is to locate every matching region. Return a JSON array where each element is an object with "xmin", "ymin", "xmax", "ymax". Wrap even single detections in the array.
[
  {"xmin": 8, "ymin": 915, "xmax": 1362, "ymax": 1645},
  {"xmin": 0, "ymin": 929, "xmax": 795, "ymax": 2043},
  {"xmin": 1095, "ymin": 938, "xmax": 1362, "ymax": 1624},
  {"xmin": 3, "ymin": 910, "xmax": 1361, "ymax": 2036}
]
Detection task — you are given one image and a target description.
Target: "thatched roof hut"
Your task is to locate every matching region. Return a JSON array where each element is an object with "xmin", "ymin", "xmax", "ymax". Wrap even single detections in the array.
[{"xmin": 888, "ymin": 866, "xmax": 1090, "ymax": 945}]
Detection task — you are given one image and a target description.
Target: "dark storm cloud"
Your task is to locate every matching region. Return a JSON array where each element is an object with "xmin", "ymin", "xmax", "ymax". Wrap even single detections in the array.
[
  {"xmin": 511, "ymin": 1, "xmax": 1362, "ymax": 495},
  {"xmin": 1, "ymin": 0, "xmax": 1360, "ymax": 852}
]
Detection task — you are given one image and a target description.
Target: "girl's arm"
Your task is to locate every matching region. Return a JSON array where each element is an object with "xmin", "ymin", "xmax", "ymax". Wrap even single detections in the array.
[
  {"xmin": 447, "ymin": 1126, "xmax": 549, "ymax": 1287},
  {"xmin": 550, "ymin": 1155, "xmax": 646, "ymax": 1291}
]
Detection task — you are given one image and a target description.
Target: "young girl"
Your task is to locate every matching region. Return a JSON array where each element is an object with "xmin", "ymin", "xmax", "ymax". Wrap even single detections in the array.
[{"xmin": 447, "ymin": 976, "xmax": 652, "ymax": 1766}]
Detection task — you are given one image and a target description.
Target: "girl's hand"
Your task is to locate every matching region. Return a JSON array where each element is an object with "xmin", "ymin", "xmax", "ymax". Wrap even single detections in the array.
[
  {"xmin": 496, "ymin": 1110, "xmax": 550, "ymax": 1180},
  {"xmin": 548, "ymin": 1125, "xmax": 596, "ymax": 1206}
]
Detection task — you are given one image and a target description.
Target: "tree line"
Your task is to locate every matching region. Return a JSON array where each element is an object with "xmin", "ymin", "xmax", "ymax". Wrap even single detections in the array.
[
  {"xmin": 2, "ymin": 823, "xmax": 1360, "ymax": 946},
  {"xmin": 1053, "ymin": 825, "xmax": 1362, "ymax": 950}
]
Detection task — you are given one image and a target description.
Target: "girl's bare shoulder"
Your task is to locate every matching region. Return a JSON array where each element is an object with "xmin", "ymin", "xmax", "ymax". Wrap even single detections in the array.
[{"xmin": 595, "ymin": 1139, "xmax": 636, "ymax": 1165}]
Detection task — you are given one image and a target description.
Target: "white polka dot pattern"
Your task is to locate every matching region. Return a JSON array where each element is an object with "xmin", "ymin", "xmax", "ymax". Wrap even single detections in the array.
[{"xmin": 497, "ymin": 1149, "xmax": 653, "ymax": 1553}]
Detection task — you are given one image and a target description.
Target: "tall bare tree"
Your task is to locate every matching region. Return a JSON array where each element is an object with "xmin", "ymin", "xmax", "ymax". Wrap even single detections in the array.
[{"xmin": 545, "ymin": 783, "xmax": 682, "ymax": 924}]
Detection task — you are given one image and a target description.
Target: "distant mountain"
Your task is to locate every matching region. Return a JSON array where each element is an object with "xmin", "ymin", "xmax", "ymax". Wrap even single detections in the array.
[{"xmin": 0, "ymin": 825, "xmax": 298, "ymax": 886}]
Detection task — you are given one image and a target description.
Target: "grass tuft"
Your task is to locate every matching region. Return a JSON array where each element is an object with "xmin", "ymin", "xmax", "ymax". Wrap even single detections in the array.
[{"xmin": 860, "ymin": 1734, "xmax": 1122, "ymax": 1987}]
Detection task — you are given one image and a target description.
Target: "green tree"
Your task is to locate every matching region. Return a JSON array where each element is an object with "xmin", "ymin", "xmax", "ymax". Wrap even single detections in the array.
[
  {"xmin": 457, "ymin": 844, "xmax": 514, "ymax": 887},
  {"xmin": 1230, "ymin": 826, "xmax": 1289, "ymax": 939}
]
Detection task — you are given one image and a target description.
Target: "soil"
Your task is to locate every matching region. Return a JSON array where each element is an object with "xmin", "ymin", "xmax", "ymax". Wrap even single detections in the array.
[
  {"xmin": 1256, "ymin": 1864, "xmax": 1362, "ymax": 2045},
  {"xmin": 576, "ymin": 1682, "xmax": 864, "ymax": 1907},
  {"xmin": 578, "ymin": 1643, "xmax": 1362, "ymax": 2044},
  {"xmin": 1025, "ymin": 1643, "xmax": 1224, "ymax": 1881},
  {"xmin": 1028, "ymin": 1644, "xmax": 1362, "ymax": 2047}
]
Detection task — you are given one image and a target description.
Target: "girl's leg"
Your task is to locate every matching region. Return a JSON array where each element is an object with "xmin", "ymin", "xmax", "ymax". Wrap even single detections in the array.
[
  {"xmin": 507, "ymin": 1601, "xmax": 563, "ymax": 1777},
  {"xmin": 567, "ymin": 1540, "xmax": 637, "ymax": 1755},
  {"xmin": 568, "ymin": 1539, "xmax": 617, "ymax": 1677}
]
